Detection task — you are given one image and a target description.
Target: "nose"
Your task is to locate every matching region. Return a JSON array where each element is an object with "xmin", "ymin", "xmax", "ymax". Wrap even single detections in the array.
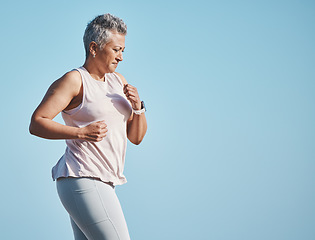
[{"xmin": 116, "ymin": 51, "xmax": 123, "ymax": 62}]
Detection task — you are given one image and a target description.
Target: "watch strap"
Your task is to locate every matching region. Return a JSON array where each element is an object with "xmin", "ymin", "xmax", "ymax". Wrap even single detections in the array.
[{"xmin": 133, "ymin": 101, "xmax": 146, "ymax": 115}]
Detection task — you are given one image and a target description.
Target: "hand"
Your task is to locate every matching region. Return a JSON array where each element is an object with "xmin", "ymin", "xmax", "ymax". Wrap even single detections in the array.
[
  {"xmin": 123, "ymin": 84, "xmax": 141, "ymax": 110},
  {"xmin": 78, "ymin": 120, "xmax": 108, "ymax": 142}
]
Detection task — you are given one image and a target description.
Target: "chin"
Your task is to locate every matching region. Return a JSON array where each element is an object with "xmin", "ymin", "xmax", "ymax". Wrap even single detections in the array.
[
  {"xmin": 105, "ymin": 67, "xmax": 116, "ymax": 73},
  {"xmin": 110, "ymin": 67, "xmax": 118, "ymax": 73}
]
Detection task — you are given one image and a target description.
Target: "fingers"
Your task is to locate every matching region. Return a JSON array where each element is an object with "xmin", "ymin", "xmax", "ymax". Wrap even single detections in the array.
[
  {"xmin": 83, "ymin": 120, "xmax": 108, "ymax": 142},
  {"xmin": 124, "ymin": 84, "xmax": 137, "ymax": 97},
  {"xmin": 95, "ymin": 120, "xmax": 107, "ymax": 130},
  {"xmin": 123, "ymin": 84, "xmax": 141, "ymax": 109},
  {"xmin": 94, "ymin": 121, "xmax": 108, "ymax": 141}
]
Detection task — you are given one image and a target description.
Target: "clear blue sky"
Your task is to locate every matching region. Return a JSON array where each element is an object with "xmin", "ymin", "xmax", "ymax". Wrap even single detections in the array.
[{"xmin": 1, "ymin": 0, "xmax": 314, "ymax": 239}]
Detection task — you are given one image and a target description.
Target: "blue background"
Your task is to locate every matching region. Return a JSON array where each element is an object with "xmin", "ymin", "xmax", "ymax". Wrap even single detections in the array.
[{"xmin": 1, "ymin": 0, "xmax": 314, "ymax": 239}]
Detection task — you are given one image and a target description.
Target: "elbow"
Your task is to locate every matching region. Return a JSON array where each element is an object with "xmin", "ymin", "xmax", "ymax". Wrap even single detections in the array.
[
  {"xmin": 134, "ymin": 140, "xmax": 142, "ymax": 145},
  {"xmin": 29, "ymin": 119, "xmax": 36, "ymax": 136},
  {"xmin": 127, "ymin": 126, "xmax": 147, "ymax": 145},
  {"xmin": 29, "ymin": 124, "xmax": 36, "ymax": 136},
  {"xmin": 129, "ymin": 137, "xmax": 143, "ymax": 145},
  {"xmin": 29, "ymin": 115, "xmax": 39, "ymax": 136}
]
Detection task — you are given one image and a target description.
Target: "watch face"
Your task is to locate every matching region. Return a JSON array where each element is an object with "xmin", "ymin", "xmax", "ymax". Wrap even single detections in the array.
[{"xmin": 141, "ymin": 101, "xmax": 146, "ymax": 111}]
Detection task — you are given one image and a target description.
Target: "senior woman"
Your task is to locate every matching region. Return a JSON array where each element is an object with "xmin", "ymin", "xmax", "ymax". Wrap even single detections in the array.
[{"xmin": 29, "ymin": 13, "xmax": 147, "ymax": 240}]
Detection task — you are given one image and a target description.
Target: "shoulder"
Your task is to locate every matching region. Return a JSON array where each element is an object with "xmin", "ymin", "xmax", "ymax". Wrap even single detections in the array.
[
  {"xmin": 114, "ymin": 72, "xmax": 128, "ymax": 85},
  {"xmin": 62, "ymin": 70, "xmax": 82, "ymax": 85},
  {"xmin": 59, "ymin": 70, "xmax": 81, "ymax": 88},
  {"xmin": 49, "ymin": 70, "xmax": 82, "ymax": 96}
]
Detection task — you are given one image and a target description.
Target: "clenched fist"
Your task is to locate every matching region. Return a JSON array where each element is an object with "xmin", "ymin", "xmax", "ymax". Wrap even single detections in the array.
[
  {"xmin": 123, "ymin": 84, "xmax": 141, "ymax": 110},
  {"xmin": 78, "ymin": 120, "xmax": 108, "ymax": 142}
]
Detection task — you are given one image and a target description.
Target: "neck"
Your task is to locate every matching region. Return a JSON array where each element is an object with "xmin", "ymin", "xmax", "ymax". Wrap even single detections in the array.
[{"xmin": 83, "ymin": 58, "xmax": 106, "ymax": 81}]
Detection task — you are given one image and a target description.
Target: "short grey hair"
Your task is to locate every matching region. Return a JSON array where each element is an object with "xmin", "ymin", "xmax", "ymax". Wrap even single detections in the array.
[{"xmin": 83, "ymin": 13, "xmax": 127, "ymax": 56}]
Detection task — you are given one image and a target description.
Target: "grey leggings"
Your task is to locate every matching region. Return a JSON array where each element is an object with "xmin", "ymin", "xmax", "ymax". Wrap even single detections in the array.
[{"xmin": 56, "ymin": 177, "xmax": 130, "ymax": 240}]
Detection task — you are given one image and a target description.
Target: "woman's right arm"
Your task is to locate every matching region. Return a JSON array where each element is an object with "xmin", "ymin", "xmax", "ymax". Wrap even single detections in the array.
[{"xmin": 29, "ymin": 71, "xmax": 107, "ymax": 142}]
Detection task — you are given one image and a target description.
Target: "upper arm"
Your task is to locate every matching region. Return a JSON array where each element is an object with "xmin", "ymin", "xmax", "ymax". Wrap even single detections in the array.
[{"xmin": 32, "ymin": 70, "xmax": 82, "ymax": 120}]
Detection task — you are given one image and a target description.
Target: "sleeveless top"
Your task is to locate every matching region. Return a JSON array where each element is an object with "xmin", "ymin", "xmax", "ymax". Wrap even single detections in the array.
[{"xmin": 52, "ymin": 67, "xmax": 132, "ymax": 186}]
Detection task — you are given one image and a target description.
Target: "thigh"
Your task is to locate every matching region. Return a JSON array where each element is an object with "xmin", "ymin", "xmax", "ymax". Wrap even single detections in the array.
[
  {"xmin": 57, "ymin": 177, "xmax": 130, "ymax": 240},
  {"xmin": 70, "ymin": 217, "xmax": 88, "ymax": 240},
  {"xmin": 93, "ymin": 179, "xmax": 130, "ymax": 240}
]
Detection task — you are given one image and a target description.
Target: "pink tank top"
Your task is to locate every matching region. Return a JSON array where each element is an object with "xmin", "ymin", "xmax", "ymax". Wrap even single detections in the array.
[{"xmin": 52, "ymin": 67, "xmax": 132, "ymax": 186}]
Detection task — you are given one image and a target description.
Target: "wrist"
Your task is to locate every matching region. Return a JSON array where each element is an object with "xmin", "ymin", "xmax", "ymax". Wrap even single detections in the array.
[
  {"xmin": 133, "ymin": 101, "xmax": 146, "ymax": 115},
  {"xmin": 76, "ymin": 127, "xmax": 84, "ymax": 139},
  {"xmin": 132, "ymin": 102, "xmax": 142, "ymax": 110}
]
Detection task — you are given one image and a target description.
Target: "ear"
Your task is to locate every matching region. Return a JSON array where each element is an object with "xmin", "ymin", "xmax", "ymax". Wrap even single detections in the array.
[{"xmin": 89, "ymin": 41, "xmax": 98, "ymax": 57}]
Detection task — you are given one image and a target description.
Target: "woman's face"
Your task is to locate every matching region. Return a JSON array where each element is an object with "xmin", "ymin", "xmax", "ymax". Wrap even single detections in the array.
[{"xmin": 97, "ymin": 31, "xmax": 126, "ymax": 73}]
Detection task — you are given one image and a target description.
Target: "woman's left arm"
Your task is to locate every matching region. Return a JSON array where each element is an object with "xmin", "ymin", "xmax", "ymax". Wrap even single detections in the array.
[{"xmin": 116, "ymin": 72, "xmax": 147, "ymax": 145}]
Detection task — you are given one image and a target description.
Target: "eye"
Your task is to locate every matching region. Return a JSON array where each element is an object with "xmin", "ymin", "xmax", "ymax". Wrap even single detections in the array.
[{"xmin": 113, "ymin": 49, "xmax": 119, "ymax": 52}]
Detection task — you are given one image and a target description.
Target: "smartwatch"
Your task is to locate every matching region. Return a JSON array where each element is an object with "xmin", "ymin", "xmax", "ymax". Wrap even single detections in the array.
[{"xmin": 133, "ymin": 101, "xmax": 146, "ymax": 115}]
